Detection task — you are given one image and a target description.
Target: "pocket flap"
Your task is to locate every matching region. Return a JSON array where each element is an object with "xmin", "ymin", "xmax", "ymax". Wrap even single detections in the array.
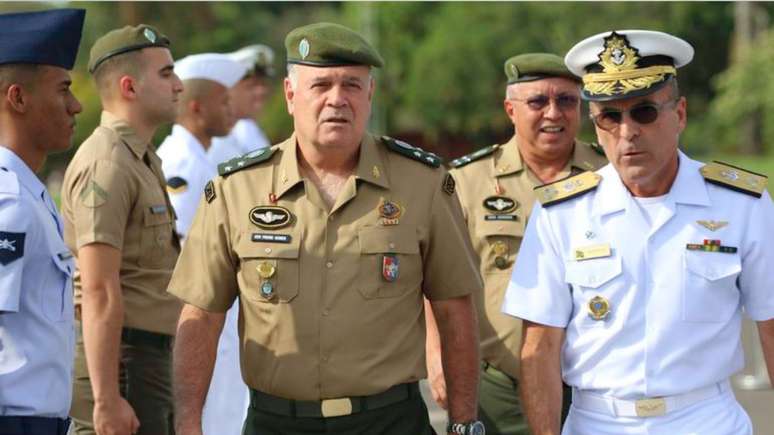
[
  {"xmin": 478, "ymin": 218, "xmax": 524, "ymax": 238},
  {"xmin": 143, "ymin": 206, "xmax": 173, "ymax": 226},
  {"xmin": 358, "ymin": 226, "xmax": 419, "ymax": 254},
  {"xmin": 685, "ymin": 251, "xmax": 741, "ymax": 281},
  {"xmin": 236, "ymin": 232, "xmax": 300, "ymax": 259},
  {"xmin": 565, "ymin": 255, "xmax": 621, "ymax": 288}
]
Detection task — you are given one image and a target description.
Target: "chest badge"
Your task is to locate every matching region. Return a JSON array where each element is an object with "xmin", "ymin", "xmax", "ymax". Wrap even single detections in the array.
[
  {"xmin": 696, "ymin": 220, "xmax": 728, "ymax": 232},
  {"xmin": 491, "ymin": 241, "xmax": 510, "ymax": 270},
  {"xmin": 260, "ymin": 281, "xmax": 275, "ymax": 299},
  {"xmin": 382, "ymin": 254, "xmax": 400, "ymax": 282},
  {"xmin": 256, "ymin": 261, "xmax": 276, "ymax": 279},
  {"xmin": 378, "ymin": 200, "xmax": 403, "ymax": 226},
  {"xmin": 588, "ymin": 295, "xmax": 611, "ymax": 320},
  {"xmin": 483, "ymin": 195, "xmax": 518, "ymax": 214},
  {"xmin": 249, "ymin": 206, "xmax": 293, "ymax": 230}
]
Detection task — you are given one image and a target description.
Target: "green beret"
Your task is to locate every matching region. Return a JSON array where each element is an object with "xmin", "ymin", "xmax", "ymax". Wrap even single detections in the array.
[
  {"xmin": 285, "ymin": 22, "xmax": 384, "ymax": 68},
  {"xmin": 505, "ymin": 53, "xmax": 579, "ymax": 84},
  {"xmin": 89, "ymin": 24, "xmax": 170, "ymax": 73}
]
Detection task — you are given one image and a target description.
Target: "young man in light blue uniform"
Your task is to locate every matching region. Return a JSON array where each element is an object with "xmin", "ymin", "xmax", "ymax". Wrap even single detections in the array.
[{"xmin": 0, "ymin": 8, "xmax": 85, "ymax": 435}]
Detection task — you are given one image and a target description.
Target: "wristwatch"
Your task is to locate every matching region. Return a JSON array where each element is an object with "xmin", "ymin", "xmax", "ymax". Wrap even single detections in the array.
[{"xmin": 447, "ymin": 420, "xmax": 485, "ymax": 435}]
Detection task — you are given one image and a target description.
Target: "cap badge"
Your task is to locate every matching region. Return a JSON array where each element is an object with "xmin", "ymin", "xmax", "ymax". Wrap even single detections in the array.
[
  {"xmin": 299, "ymin": 38, "xmax": 310, "ymax": 60},
  {"xmin": 598, "ymin": 32, "xmax": 639, "ymax": 73},
  {"xmin": 143, "ymin": 28, "xmax": 157, "ymax": 43}
]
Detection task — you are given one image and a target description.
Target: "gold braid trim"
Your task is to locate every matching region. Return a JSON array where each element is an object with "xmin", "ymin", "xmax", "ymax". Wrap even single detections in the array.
[
  {"xmin": 583, "ymin": 66, "xmax": 676, "ymax": 96},
  {"xmin": 583, "ymin": 65, "xmax": 676, "ymax": 83}
]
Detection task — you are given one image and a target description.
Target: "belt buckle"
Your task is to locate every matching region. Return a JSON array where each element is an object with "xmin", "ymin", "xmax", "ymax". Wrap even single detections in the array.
[
  {"xmin": 321, "ymin": 398, "xmax": 353, "ymax": 417},
  {"xmin": 635, "ymin": 397, "xmax": 666, "ymax": 417}
]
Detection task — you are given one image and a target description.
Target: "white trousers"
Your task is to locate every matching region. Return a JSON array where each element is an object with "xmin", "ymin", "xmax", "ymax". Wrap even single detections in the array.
[
  {"xmin": 202, "ymin": 303, "xmax": 250, "ymax": 435},
  {"xmin": 562, "ymin": 388, "xmax": 753, "ymax": 435}
]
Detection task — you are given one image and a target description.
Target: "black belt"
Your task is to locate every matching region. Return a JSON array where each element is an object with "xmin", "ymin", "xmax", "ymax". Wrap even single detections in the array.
[
  {"xmin": 121, "ymin": 327, "xmax": 173, "ymax": 351},
  {"xmin": 0, "ymin": 416, "xmax": 69, "ymax": 435},
  {"xmin": 250, "ymin": 382, "xmax": 420, "ymax": 418}
]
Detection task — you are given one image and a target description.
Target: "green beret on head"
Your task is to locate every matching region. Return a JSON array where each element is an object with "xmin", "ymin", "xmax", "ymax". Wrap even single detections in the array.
[
  {"xmin": 285, "ymin": 22, "xmax": 384, "ymax": 68},
  {"xmin": 89, "ymin": 24, "xmax": 170, "ymax": 74},
  {"xmin": 505, "ymin": 53, "xmax": 578, "ymax": 84}
]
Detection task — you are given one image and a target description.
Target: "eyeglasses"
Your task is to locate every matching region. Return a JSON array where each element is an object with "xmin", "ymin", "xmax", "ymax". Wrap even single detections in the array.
[
  {"xmin": 510, "ymin": 94, "xmax": 580, "ymax": 111},
  {"xmin": 590, "ymin": 99, "xmax": 679, "ymax": 132}
]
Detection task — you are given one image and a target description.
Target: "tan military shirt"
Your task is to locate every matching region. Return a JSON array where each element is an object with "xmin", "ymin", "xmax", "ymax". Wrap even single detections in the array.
[
  {"xmin": 168, "ymin": 133, "xmax": 482, "ymax": 400},
  {"xmin": 450, "ymin": 136, "xmax": 607, "ymax": 379},
  {"xmin": 61, "ymin": 111, "xmax": 182, "ymax": 335}
]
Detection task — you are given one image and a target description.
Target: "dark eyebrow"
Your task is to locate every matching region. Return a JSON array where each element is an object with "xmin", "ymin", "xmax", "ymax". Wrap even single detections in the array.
[{"xmin": 160, "ymin": 64, "xmax": 174, "ymax": 74}]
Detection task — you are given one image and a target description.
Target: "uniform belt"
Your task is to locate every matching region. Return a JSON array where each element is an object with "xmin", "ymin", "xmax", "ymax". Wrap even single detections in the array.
[
  {"xmin": 249, "ymin": 382, "xmax": 420, "ymax": 418},
  {"xmin": 571, "ymin": 380, "xmax": 731, "ymax": 418},
  {"xmin": 121, "ymin": 327, "xmax": 173, "ymax": 351},
  {"xmin": 0, "ymin": 416, "xmax": 70, "ymax": 435}
]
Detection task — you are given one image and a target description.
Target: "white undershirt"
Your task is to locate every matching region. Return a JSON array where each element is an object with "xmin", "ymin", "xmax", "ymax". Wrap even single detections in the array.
[{"xmin": 633, "ymin": 194, "xmax": 669, "ymax": 227}]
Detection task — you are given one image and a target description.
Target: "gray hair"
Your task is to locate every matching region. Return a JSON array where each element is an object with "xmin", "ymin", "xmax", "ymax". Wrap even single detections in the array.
[{"xmin": 286, "ymin": 63, "xmax": 374, "ymax": 92}]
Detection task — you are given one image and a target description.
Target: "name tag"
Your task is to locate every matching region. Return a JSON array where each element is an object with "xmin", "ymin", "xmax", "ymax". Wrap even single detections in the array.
[
  {"xmin": 150, "ymin": 205, "xmax": 167, "ymax": 214},
  {"xmin": 573, "ymin": 243, "xmax": 611, "ymax": 261},
  {"xmin": 252, "ymin": 233, "xmax": 292, "ymax": 243},
  {"xmin": 484, "ymin": 215, "xmax": 518, "ymax": 221}
]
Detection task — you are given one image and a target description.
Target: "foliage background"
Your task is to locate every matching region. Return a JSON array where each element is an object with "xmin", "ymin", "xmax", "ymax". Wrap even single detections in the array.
[{"xmin": 2, "ymin": 1, "xmax": 772, "ymax": 177}]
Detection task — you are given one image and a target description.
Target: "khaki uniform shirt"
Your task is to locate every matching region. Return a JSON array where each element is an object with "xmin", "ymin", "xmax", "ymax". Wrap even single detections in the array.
[
  {"xmin": 450, "ymin": 136, "xmax": 607, "ymax": 378},
  {"xmin": 61, "ymin": 111, "xmax": 181, "ymax": 335},
  {"xmin": 168, "ymin": 134, "xmax": 482, "ymax": 400}
]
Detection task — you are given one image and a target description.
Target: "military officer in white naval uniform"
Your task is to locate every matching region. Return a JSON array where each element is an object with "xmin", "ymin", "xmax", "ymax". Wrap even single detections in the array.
[
  {"xmin": 0, "ymin": 8, "xmax": 85, "ymax": 435},
  {"xmin": 158, "ymin": 53, "xmax": 246, "ymax": 238},
  {"xmin": 503, "ymin": 30, "xmax": 774, "ymax": 435}
]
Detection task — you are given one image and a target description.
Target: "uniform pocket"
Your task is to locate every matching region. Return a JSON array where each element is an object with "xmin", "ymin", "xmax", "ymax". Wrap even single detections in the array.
[
  {"xmin": 236, "ymin": 234, "xmax": 300, "ymax": 303},
  {"xmin": 565, "ymin": 255, "xmax": 622, "ymax": 327},
  {"xmin": 42, "ymin": 251, "xmax": 74, "ymax": 322},
  {"xmin": 357, "ymin": 226, "xmax": 423, "ymax": 299},
  {"xmin": 682, "ymin": 251, "xmax": 741, "ymax": 322},
  {"xmin": 138, "ymin": 206, "xmax": 176, "ymax": 268}
]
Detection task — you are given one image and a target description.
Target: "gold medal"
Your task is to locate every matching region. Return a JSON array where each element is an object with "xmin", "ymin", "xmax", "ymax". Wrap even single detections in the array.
[
  {"xmin": 588, "ymin": 295, "xmax": 610, "ymax": 320},
  {"xmin": 492, "ymin": 241, "xmax": 508, "ymax": 256},
  {"xmin": 256, "ymin": 261, "xmax": 276, "ymax": 279}
]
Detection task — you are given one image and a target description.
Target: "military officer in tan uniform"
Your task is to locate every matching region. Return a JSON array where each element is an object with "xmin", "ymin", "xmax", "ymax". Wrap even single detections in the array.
[
  {"xmin": 61, "ymin": 25, "xmax": 184, "ymax": 435},
  {"xmin": 169, "ymin": 23, "xmax": 484, "ymax": 435},
  {"xmin": 425, "ymin": 53, "xmax": 607, "ymax": 435}
]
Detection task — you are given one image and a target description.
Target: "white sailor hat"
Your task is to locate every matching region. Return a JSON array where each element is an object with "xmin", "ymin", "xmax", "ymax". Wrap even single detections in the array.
[
  {"xmin": 226, "ymin": 44, "xmax": 275, "ymax": 77},
  {"xmin": 174, "ymin": 53, "xmax": 247, "ymax": 88},
  {"xmin": 564, "ymin": 30, "xmax": 694, "ymax": 101}
]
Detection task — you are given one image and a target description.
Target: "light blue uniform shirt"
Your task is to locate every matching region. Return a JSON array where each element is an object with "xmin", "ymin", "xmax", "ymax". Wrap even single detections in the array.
[{"xmin": 0, "ymin": 146, "xmax": 75, "ymax": 417}]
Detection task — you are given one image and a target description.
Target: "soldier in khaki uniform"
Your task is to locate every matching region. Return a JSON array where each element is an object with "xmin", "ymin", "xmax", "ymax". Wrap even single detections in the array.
[
  {"xmin": 169, "ymin": 23, "xmax": 484, "ymax": 435},
  {"xmin": 61, "ymin": 25, "xmax": 184, "ymax": 435},
  {"xmin": 425, "ymin": 54, "xmax": 607, "ymax": 435}
]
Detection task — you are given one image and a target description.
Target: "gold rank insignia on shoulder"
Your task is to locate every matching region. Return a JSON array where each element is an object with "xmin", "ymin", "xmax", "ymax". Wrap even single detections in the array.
[
  {"xmin": 535, "ymin": 171, "xmax": 602, "ymax": 207},
  {"xmin": 573, "ymin": 243, "xmax": 611, "ymax": 261},
  {"xmin": 700, "ymin": 161, "xmax": 768, "ymax": 198},
  {"xmin": 588, "ymin": 295, "xmax": 611, "ymax": 320}
]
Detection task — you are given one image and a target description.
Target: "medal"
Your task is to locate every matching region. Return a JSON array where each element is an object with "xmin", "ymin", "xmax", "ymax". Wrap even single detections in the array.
[
  {"xmin": 256, "ymin": 261, "xmax": 276, "ymax": 279},
  {"xmin": 260, "ymin": 281, "xmax": 275, "ymax": 299},
  {"xmin": 588, "ymin": 295, "xmax": 610, "ymax": 320},
  {"xmin": 494, "ymin": 256, "xmax": 508, "ymax": 270}
]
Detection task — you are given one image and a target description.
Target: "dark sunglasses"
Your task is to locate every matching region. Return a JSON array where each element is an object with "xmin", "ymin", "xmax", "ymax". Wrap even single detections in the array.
[
  {"xmin": 590, "ymin": 99, "xmax": 679, "ymax": 132},
  {"xmin": 511, "ymin": 94, "xmax": 580, "ymax": 111}
]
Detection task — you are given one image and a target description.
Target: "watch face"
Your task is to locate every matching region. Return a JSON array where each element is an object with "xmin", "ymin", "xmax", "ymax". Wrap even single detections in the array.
[{"xmin": 470, "ymin": 421, "xmax": 486, "ymax": 435}]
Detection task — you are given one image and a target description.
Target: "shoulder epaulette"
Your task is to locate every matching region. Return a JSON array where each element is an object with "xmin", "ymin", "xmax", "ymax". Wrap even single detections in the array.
[
  {"xmin": 449, "ymin": 144, "xmax": 499, "ymax": 168},
  {"xmin": 0, "ymin": 168, "xmax": 19, "ymax": 196},
  {"xmin": 218, "ymin": 147, "xmax": 276, "ymax": 177},
  {"xmin": 700, "ymin": 161, "xmax": 768, "ymax": 198},
  {"xmin": 382, "ymin": 136, "xmax": 441, "ymax": 168},
  {"xmin": 589, "ymin": 142, "xmax": 606, "ymax": 157},
  {"xmin": 534, "ymin": 171, "xmax": 602, "ymax": 207}
]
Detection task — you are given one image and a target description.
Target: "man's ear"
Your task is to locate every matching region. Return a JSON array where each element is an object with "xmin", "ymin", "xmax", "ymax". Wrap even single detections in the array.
[
  {"xmin": 5, "ymin": 84, "xmax": 28, "ymax": 114},
  {"xmin": 284, "ymin": 77, "xmax": 295, "ymax": 115},
  {"xmin": 118, "ymin": 75, "xmax": 137, "ymax": 100}
]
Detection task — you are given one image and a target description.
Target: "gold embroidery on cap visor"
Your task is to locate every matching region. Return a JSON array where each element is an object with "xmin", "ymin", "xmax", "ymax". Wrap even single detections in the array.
[{"xmin": 583, "ymin": 33, "xmax": 676, "ymax": 97}]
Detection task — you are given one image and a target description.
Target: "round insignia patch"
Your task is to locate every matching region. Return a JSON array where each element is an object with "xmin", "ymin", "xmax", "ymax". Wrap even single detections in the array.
[
  {"xmin": 249, "ymin": 206, "xmax": 293, "ymax": 230},
  {"xmin": 494, "ymin": 256, "xmax": 508, "ymax": 270},
  {"xmin": 483, "ymin": 196, "xmax": 518, "ymax": 214},
  {"xmin": 143, "ymin": 28, "xmax": 156, "ymax": 43},
  {"xmin": 588, "ymin": 295, "xmax": 611, "ymax": 320},
  {"xmin": 379, "ymin": 200, "xmax": 402, "ymax": 220},
  {"xmin": 260, "ymin": 281, "xmax": 275, "ymax": 299},
  {"xmin": 299, "ymin": 38, "xmax": 310, "ymax": 60}
]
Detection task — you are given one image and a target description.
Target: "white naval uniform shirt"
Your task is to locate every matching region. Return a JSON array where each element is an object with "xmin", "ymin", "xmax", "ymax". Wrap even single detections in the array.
[
  {"xmin": 503, "ymin": 151, "xmax": 774, "ymax": 400},
  {"xmin": 0, "ymin": 146, "xmax": 75, "ymax": 417},
  {"xmin": 207, "ymin": 118, "xmax": 269, "ymax": 167},
  {"xmin": 158, "ymin": 125, "xmax": 217, "ymax": 238}
]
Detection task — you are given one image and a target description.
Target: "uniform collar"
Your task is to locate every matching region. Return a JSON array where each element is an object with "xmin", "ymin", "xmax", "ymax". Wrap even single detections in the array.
[
  {"xmin": 495, "ymin": 135, "xmax": 596, "ymax": 178},
  {"xmin": 100, "ymin": 111, "xmax": 149, "ymax": 159},
  {"xmin": 592, "ymin": 150, "xmax": 710, "ymax": 218},
  {"xmin": 274, "ymin": 133, "xmax": 390, "ymax": 200},
  {"xmin": 0, "ymin": 145, "xmax": 45, "ymax": 199},
  {"xmin": 170, "ymin": 124, "xmax": 209, "ymax": 162}
]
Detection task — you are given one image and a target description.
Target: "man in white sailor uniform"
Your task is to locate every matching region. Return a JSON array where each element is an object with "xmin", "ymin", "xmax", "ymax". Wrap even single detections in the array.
[{"xmin": 503, "ymin": 29, "xmax": 774, "ymax": 435}]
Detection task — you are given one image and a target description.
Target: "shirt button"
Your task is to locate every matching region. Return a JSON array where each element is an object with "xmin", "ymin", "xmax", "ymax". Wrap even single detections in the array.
[
  {"xmin": 264, "ymin": 247, "xmax": 272, "ymax": 254},
  {"xmin": 321, "ymin": 355, "xmax": 329, "ymax": 362},
  {"xmin": 388, "ymin": 242, "xmax": 395, "ymax": 249},
  {"xmin": 322, "ymin": 309, "xmax": 330, "ymax": 316},
  {"xmin": 326, "ymin": 261, "xmax": 333, "ymax": 268}
]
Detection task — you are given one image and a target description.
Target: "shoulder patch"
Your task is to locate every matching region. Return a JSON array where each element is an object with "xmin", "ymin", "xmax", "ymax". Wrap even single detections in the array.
[
  {"xmin": 0, "ymin": 168, "xmax": 20, "ymax": 196},
  {"xmin": 218, "ymin": 147, "xmax": 276, "ymax": 177},
  {"xmin": 700, "ymin": 161, "xmax": 768, "ymax": 198},
  {"xmin": 534, "ymin": 171, "xmax": 602, "ymax": 207},
  {"xmin": 0, "ymin": 231, "xmax": 25, "ymax": 265},
  {"xmin": 449, "ymin": 144, "xmax": 499, "ymax": 168},
  {"xmin": 381, "ymin": 136, "xmax": 441, "ymax": 168},
  {"xmin": 204, "ymin": 180, "xmax": 216, "ymax": 203},
  {"xmin": 166, "ymin": 176, "xmax": 188, "ymax": 194}
]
